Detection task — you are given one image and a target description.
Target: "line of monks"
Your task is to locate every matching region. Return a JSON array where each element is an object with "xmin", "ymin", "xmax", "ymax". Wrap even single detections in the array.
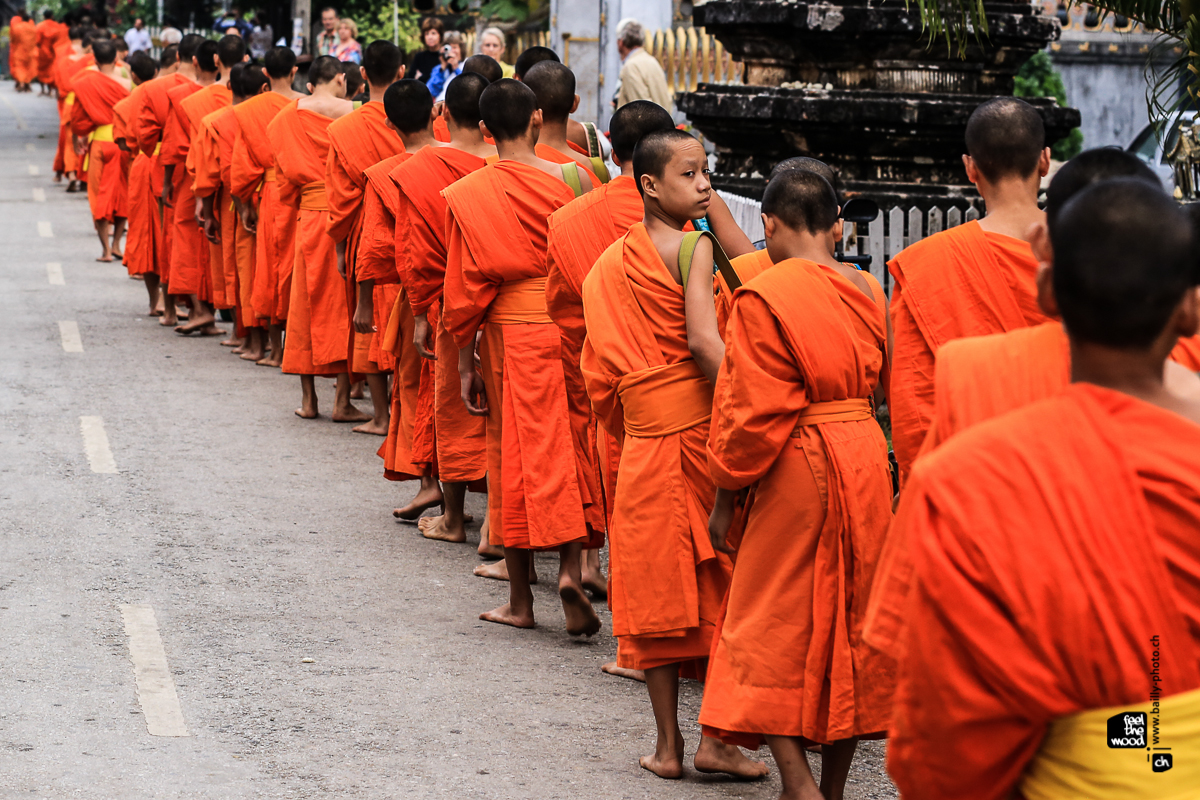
[{"xmin": 46, "ymin": 23, "xmax": 1200, "ymax": 800}]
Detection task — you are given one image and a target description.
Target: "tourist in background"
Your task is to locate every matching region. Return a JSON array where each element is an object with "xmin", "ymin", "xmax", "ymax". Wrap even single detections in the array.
[
  {"xmin": 123, "ymin": 18, "xmax": 151, "ymax": 53},
  {"xmin": 613, "ymin": 18, "xmax": 672, "ymax": 112},
  {"xmin": 409, "ymin": 16, "xmax": 443, "ymax": 84},
  {"xmin": 313, "ymin": 6, "xmax": 338, "ymax": 56},
  {"xmin": 478, "ymin": 27, "xmax": 514, "ymax": 78},
  {"xmin": 425, "ymin": 31, "xmax": 462, "ymax": 100},
  {"xmin": 333, "ymin": 18, "xmax": 361, "ymax": 64},
  {"xmin": 248, "ymin": 13, "xmax": 273, "ymax": 60}
]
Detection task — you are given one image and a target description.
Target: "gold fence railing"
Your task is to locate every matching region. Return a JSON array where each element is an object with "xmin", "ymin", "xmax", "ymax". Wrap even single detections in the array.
[{"xmin": 647, "ymin": 27, "xmax": 744, "ymax": 92}]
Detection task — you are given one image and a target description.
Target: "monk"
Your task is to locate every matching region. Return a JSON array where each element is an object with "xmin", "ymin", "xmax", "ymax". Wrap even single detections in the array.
[
  {"xmin": 163, "ymin": 36, "xmax": 243, "ymax": 336},
  {"xmin": 512, "ymin": 46, "xmax": 593, "ymax": 154},
  {"xmin": 387, "ymin": 73, "xmax": 494, "ymax": 541},
  {"xmin": 268, "ymin": 56, "xmax": 365, "ymax": 421},
  {"xmin": 326, "ymin": 40, "xmax": 407, "ymax": 436},
  {"xmin": 522, "ymin": 61, "xmax": 604, "ymax": 186},
  {"xmin": 53, "ymin": 27, "xmax": 91, "ymax": 192},
  {"xmin": 113, "ymin": 52, "xmax": 163, "ymax": 314},
  {"xmin": 9, "ymin": 13, "xmax": 37, "ymax": 92},
  {"xmin": 887, "ymin": 97, "xmax": 1052, "ymax": 484},
  {"xmin": 441, "ymin": 78, "xmax": 599, "ymax": 636},
  {"xmin": 700, "ymin": 169, "xmax": 894, "ymax": 799},
  {"xmin": 579, "ymin": 128, "xmax": 765, "ymax": 780},
  {"xmin": 232, "ymin": 45, "xmax": 302, "ymax": 366},
  {"xmin": 886, "ymin": 177, "xmax": 1200, "ymax": 800},
  {"xmin": 140, "ymin": 33, "xmax": 206, "ymax": 327},
  {"xmin": 70, "ymin": 38, "xmax": 131, "ymax": 262},
  {"xmin": 36, "ymin": 11, "xmax": 65, "ymax": 96},
  {"xmin": 864, "ymin": 148, "xmax": 1200, "ymax": 662}
]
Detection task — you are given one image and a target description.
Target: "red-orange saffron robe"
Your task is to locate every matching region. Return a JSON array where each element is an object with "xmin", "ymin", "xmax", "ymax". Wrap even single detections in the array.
[
  {"xmin": 8, "ymin": 16, "xmax": 37, "ymax": 84},
  {"xmin": 70, "ymin": 69, "xmax": 129, "ymax": 222},
  {"xmin": 580, "ymin": 222, "xmax": 733, "ymax": 674},
  {"xmin": 442, "ymin": 161, "xmax": 588, "ymax": 549},
  {"xmin": 52, "ymin": 50, "xmax": 92, "ymax": 176},
  {"xmin": 136, "ymin": 72, "xmax": 190, "ymax": 287},
  {"xmin": 114, "ymin": 89, "xmax": 157, "ymax": 277},
  {"xmin": 885, "ymin": 383, "xmax": 1200, "ymax": 800},
  {"xmin": 36, "ymin": 19, "xmax": 66, "ymax": 85},
  {"xmin": 192, "ymin": 105, "xmax": 241, "ymax": 312},
  {"xmin": 700, "ymin": 259, "xmax": 895, "ymax": 747}
]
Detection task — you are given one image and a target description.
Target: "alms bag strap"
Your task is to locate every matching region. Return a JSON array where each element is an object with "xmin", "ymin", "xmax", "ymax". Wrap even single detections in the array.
[{"xmin": 678, "ymin": 229, "xmax": 740, "ymax": 292}]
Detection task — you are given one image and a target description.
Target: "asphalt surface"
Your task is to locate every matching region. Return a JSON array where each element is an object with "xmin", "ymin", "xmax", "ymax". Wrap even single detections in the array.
[{"xmin": 0, "ymin": 83, "xmax": 898, "ymax": 799}]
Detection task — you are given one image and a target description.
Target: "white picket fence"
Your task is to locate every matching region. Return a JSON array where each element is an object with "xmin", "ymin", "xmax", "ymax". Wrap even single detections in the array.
[{"xmin": 717, "ymin": 190, "xmax": 982, "ymax": 296}]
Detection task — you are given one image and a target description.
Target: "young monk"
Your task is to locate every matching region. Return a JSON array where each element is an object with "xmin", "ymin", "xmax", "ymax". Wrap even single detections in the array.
[
  {"xmin": 69, "ymin": 38, "xmax": 131, "ymax": 263},
  {"xmin": 140, "ymin": 33, "xmax": 206, "ymax": 327},
  {"xmin": 36, "ymin": 12, "xmax": 66, "ymax": 96},
  {"xmin": 386, "ymin": 73, "xmax": 494, "ymax": 541},
  {"xmin": 9, "ymin": 13, "xmax": 37, "ymax": 92},
  {"xmin": 227, "ymin": 66, "xmax": 271, "ymax": 359},
  {"xmin": 522, "ymin": 61, "xmax": 603, "ymax": 186},
  {"xmin": 864, "ymin": 149, "xmax": 1200, "ymax": 661},
  {"xmin": 700, "ymin": 170, "xmax": 894, "ymax": 800},
  {"xmin": 886, "ymin": 177, "xmax": 1200, "ymax": 800},
  {"xmin": 163, "ymin": 36, "xmax": 243, "ymax": 337},
  {"xmin": 268, "ymin": 56, "xmax": 365, "ymax": 421},
  {"xmin": 440, "ymin": 78, "xmax": 599, "ymax": 635},
  {"xmin": 325, "ymin": 40, "xmax": 407, "ymax": 436},
  {"xmin": 888, "ymin": 97, "xmax": 1052, "ymax": 484},
  {"xmin": 231, "ymin": 45, "xmax": 302, "ymax": 366},
  {"xmin": 53, "ymin": 27, "xmax": 93, "ymax": 192},
  {"xmin": 579, "ymin": 128, "xmax": 766, "ymax": 780},
  {"xmin": 113, "ymin": 52, "xmax": 160, "ymax": 311}
]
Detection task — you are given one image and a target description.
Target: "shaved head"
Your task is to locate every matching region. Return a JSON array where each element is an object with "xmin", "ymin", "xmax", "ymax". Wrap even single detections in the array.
[
  {"xmin": 237, "ymin": 61, "xmax": 269, "ymax": 97},
  {"xmin": 308, "ymin": 55, "xmax": 342, "ymax": 86},
  {"xmin": 178, "ymin": 32, "xmax": 205, "ymax": 61},
  {"xmin": 195, "ymin": 40, "xmax": 219, "ymax": 74},
  {"xmin": 217, "ymin": 33, "xmax": 246, "ymax": 68},
  {"xmin": 769, "ymin": 156, "xmax": 838, "ymax": 198},
  {"xmin": 383, "ymin": 79, "xmax": 434, "ymax": 134},
  {"xmin": 92, "ymin": 38, "xmax": 117, "ymax": 66},
  {"xmin": 522, "ymin": 60, "xmax": 575, "ymax": 122},
  {"xmin": 762, "ymin": 169, "xmax": 839, "ymax": 234},
  {"xmin": 445, "ymin": 72, "xmax": 489, "ymax": 129},
  {"xmin": 1046, "ymin": 147, "xmax": 1161, "ymax": 227},
  {"xmin": 128, "ymin": 51, "xmax": 158, "ymax": 82},
  {"xmin": 513, "ymin": 46, "xmax": 558, "ymax": 80},
  {"xmin": 479, "ymin": 78, "xmax": 537, "ymax": 142},
  {"xmin": 633, "ymin": 128, "xmax": 698, "ymax": 196},
  {"xmin": 609, "ymin": 100, "xmax": 674, "ymax": 163},
  {"xmin": 462, "ymin": 54, "xmax": 502, "ymax": 84},
  {"xmin": 159, "ymin": 44, "xmax": 179, "ymax": 68},
  {"xmin": 362, "ymin": 40, "xmax": 402, "ymax": 86},
  {"xmin": 342, "ymin": 60, "xmax": 364, "ymax": 97},
  {"xmin": 965, "ymin": 97, "xmax": 1046, "ymax": 182},
  {"xmin": 264, "ymin": 45, "xmax": 296, "ymax": 79}
]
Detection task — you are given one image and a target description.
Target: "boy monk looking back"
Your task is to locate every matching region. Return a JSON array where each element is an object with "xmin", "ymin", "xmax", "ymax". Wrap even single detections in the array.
[
  {"xmin": 580, "ymin": 129, "xmax": 766, "ymax": 780},
  {"xmin": 441, "ymin": 79, "xmax": 599, "ymax": 636}
]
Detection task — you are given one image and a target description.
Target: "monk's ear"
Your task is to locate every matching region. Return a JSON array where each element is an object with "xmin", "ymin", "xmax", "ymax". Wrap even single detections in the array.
[
  {"xmin": 962, "ymin": 154, "xmax": 979, "ymax": 186},
  {"xmin": 1175, "ymin": 287, "xmax": 1200, "ymax": 339},
  {"xmin": 261, "ymin": 66, "xmax": 269, "ymax": 80},
  {"xmin": 640, "ymin": 172, "xmax": 658, "ymax": 199},
  {"xmin": 396, "ymin": 65, "xmax": 406, "ymax": 81},
  {"xmin": 1035, "ymin": 263, "xmax": 1060, "ymax": 319},
  {"xmin": 570, "ymin": 94, "xmax": 580, "ymax": 114},
  {"xmin": 359, "ymin": 66, "xmax": 367, "ymax": 85},
  {"xmin": 1038, "ymin": 147, "xmax": 1052, "ymax": 178},
  {"xmin": 306, "ymin": 82, "xmax": 315, "ymax": 95},
  {"xmin": 831, "ymin": 218, "xmax": 844, "ymax": 246},
  {"xmin": 242, "ymin": 53, "xmax": 249, "ymax": 63},
  {"xmin": 1028, "ymin": 219, "xmax": 1052, "ymax": 265},
  {"xmin": 386, "ymin": 118, "xmax": 398, "ymax": 133},
  {"xmin": 289, "ymin": 65, "xmax": 299, "ymax": 81},
  {"xmin": 479, "ymin": 119, "xmax": 493, "ymax": 141},
  {"xmin": 761, "ymin": 213, "xmax": 775, "ymax": 241}
]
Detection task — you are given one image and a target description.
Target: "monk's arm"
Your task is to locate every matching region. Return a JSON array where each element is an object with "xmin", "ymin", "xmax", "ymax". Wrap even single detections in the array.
[
  {"xmin": 353, "ymin": 280, "xmax": 374, "ymax": 334},
  {"xmin": 705, "ymin": 193, "xmax": 755, "ymax": 258},
  {"xmin": 684, "ymin": 235, "xmax": 724, "ymax": 383},
  {"xmin": 324, "ymin": 145, "xmax": 361, "ymax": 246}
]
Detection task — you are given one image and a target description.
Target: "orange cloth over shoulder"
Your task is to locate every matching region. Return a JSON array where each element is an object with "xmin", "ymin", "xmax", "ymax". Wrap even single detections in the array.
[
  {"xmin": 535, "ymin": 143, "xmax": 600, "ymax": 188},
  {"xmin": 700, "ymin": 258, "xmax": 895, "ymax": 747},
  {"xmin": 325, "ymin": 101, "xmax": 404, "ymax": 374},
  {"xmin": 8, "ymin": 16, "xmax": 37, "ymax": 84},
  {"xmin": 545, "ymin": 174, "xmax": 644, "ymax": 537},
  {"xmin": 36, "ymin": 19, "xmax": 66, "ymax": 85},
  {"xmin": 442, "ymin": 161, "xmax": 588, "ymax": 550},
  {"xmin": 232, "ymin": 90, "xmax": 292, "ymax": 324},
  {"xmin": 71, "ymin": 70, "xmax": 130, "ymax": 223},
  {"xmin": 580, "ymin": 223, "xmax": 732, "ymax": 675},
  {"xmin": 715, "ymin": 247, "xmax": 773, "ymax": 339},
  {"xmin": 886, "ymin": 383, "xmax": 1200, "ymax": 800},
  {"xmin": 114, "ymin": 90, "xmax": 157, "ymax": 277},
  {"xmin": 887, "ymin": 220, "xmax": 1049, "ymax": 484},
  {"xmin": 193, "ymin": 106, "xmax": 241, "ymax": 311},
  {"xmin": 390, "ymin": 147, "xmax": 489, "ymax": 485},
  {"xmin": 354, "ymin": 153, "xmax": 404, "ymax": 372},
  {"xmin": 269, "ymin": 102, "xmax": 348, "ymax": 376},
  {"xmin": 1173, "ymin": 333, "xmax": 1200, "ymax": 371},
  {"xmin": 52, "ymin": 50, "xmax": 92, "ymax": 176}
]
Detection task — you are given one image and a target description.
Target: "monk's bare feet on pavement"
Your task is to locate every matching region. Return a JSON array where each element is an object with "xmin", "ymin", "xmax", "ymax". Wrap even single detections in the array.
[
  {"xmin": 693, "ymin": 737, "xmax": 769, "ymax": 780},
  {"xmin": 176, "ymin": 322, "xmax": 224, "ymax": 336},
  {"xmin": 418, "ymin": 515, "xmax": 467, "ymax": 543},
  {"xmin": 393, "ymin": 478, "xmax": 443, "ymax": 520},
  {"xmin": 559, "ymin": 579, "xmax": 601, "ymax": 637},
  {"xmin": 479, "ymin": 603, "xmax": 535, "ymax": 629},
  {"xmin": 331, "ymin": 406, "xmax": 371, "ymax": 423},
  {"xmin": 582, "ymin": 550, "xmax": 607, "ymax": 599},
  {"xmin": 96, "ymin": 253, "xmax": 114, "ymax": 263},
  {"xmin": 349, "ymin": 380, "xmax": 364, "ymax": 399},
  {"xmin": 256, "ymin": 352, "xmax": 282, "ymax": 367},
  {"xmin": 473, "ymin": 558, "xmax": 538, "ymax": 584},
  {"xmin": 601, "ymin": 662, "xmax": 646, "ymax": 682},
  {"xmin": 351, "ymin": 419, "xmax": 388, "ymax": 435},
  {"xmin": 477, "ymin": 521, "xmax": 502, "ymax": 559},
  {"xmin": 640, "ymin": 732, "xmax": 685, "ymax": 780},
  {"xmin": 223, "ymin": 334, "xmax": 244, "ymax": 348}
]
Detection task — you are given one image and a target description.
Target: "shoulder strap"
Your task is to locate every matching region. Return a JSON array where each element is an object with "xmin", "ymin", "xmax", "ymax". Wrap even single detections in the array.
[
  {"xmin": 560, "ymin": 162, "xmax": 584, "ymax": 197},
  {"xmin": 582, "ymin": 121, "xmax": 602, "ymax": 157},
  {"xmin": 677, "ymin": 230, "xmax": 740, "ymax": 292},
  {"xmin": 589, "ymin": 155, "xmax": 611, "ymax": 184}
]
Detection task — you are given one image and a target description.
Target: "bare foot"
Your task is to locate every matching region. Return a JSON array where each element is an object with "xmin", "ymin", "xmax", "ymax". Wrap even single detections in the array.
[
  {"xmin": 110, "ymin": 250, "xmax": 123, "ymax": 259},
  {"xmin": 479, "ymin": 603, "xmax": 535, "ymax": 629},
  {"xmin": 559, "ymin": 581, "xmax": 601, "ymax": 637},
  {"xmin": 393, "ymin": 485, "xmax": 444, "ymax": 520},
  {"xmin": 601, "ymin": 662, "xmax": 646, "ymax": 682},
  {"xmin": 257, "ymin": 355, "xmax": 282, "ymax": 367},
  {"xmin": 582, "ymin": 575, "xmax": 608, "ymax": 600},
  {"xmin": 175, "ymin": 323, "xmax": 224, "ymax": 337},
  {"xmin": 477, "ymin": 521, "xmax": 502, "ymax": 559},
  {"xmin": 640, "ymin": 746, "xmax": 684, "ymax": 780},
  {"xmin": 96, "ymin": 254, "xmax": 113, "ymax": 263},
  {"xmin": 473, "ymin": 559, "xmax": 538, "ymax": 584},
  {"xmin": 159, "ymin": 314, "xmax": 178, "ymax": 327},
  {"xmin": 351, "ymin": 420, "xmax": 388, "ymax": 435},
  {"xmin": 331, "ymin": 406, "xmax": 372, "ymax": 423},
  {"xmin": 418, "ymin": 515, "xmax": 467, "ymax": 543},
  {"xmin": 240, "ymin": 348, "xmax": 265, "ymax": 361},
  {"xmin": 294, "ymin": 407, "xmax": 318, "ymax": 420},
  {"xmin": 693, "ymin": 738, "xmax": 769, "ymax": 780},
  {"xmin": 222, "ymin": 336, "xmax": 244, "ymax": 348},
  {"xmin": 349, "ymin": 381, "xmax": 364, "ymax": 399}
]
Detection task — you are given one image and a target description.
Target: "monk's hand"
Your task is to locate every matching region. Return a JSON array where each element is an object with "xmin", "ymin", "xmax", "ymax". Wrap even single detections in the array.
[
  {"xmin": 413, "ymin": 314, "xmax": 435, "ymax": 360},
  {"xmin": 352, "ymin": 302, "xmax": 374, "ymax": 335},
  {"xmin": 240, "ymin": 201, "xmax": 258, "ymax": 234},
  {"xmin": 162, "ymin": 181, "xmax": 173, "ymax": 208},
  {"xmin": 708, "ymin": 488, "xmax": 737, "ymax": 555},
  {"xmin": 460, "ymin": 369, "xmax": 488, "ymax": 416},
  {"xmin": 203, "ymin": 215, "xmax": 219, "ymax": 244},
  {"xmin": 335, "ymin": 241, "xmax": 347, "ymax": 279}
]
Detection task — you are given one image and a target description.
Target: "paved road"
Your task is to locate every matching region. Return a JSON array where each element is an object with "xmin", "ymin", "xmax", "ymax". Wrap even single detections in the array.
[{"xmin": 0, "ymin": 84, "xmax": 898, "ymax": 799}]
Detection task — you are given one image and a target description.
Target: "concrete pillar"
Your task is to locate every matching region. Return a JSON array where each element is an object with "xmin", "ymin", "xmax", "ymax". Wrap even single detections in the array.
[{"xmin": 293, "ymin": 0, "xmax": 310, "ymax": 54}]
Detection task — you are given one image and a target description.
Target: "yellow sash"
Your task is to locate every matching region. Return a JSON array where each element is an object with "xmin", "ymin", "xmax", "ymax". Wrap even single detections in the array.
[
  {"xmin": 91, "ymin": 123, "xmax": 114, "ymax": 142},
  {"xmin": 485, "ymin": 277, "xmax": 552, "ymax": 325},
  {"xmin": 617, "ymin": 360, "xmax": 712, "ymax": 438},
  {"xmin": 299, "ymin": 181, "xmax": 327, "ymax": 211},
  {"xmin": 1020, "ymin": 687, "xmax": 1200, "ymax": 799}
]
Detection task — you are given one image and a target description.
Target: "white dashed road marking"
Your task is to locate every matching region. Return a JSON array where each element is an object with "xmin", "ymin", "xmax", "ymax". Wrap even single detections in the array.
[
  {"xmin": 47, "ymin": 262, "xmax": 63, "ymax": 285},
  {"xmin": 27, "ymin": 164, "xmax": 39, "ymax": 176},
  {"xmin": 32, "ymin": 187, "xmax": 45, "ymax": 202},
  {"xmin": 119, "ymin": 605, "xmax": 190, "ymax": 737},
  {"xmin": 38, "ymin": 221, "xmax": 52, "ymax": 238},
  {"xmin": 79, "ymin": 416, "xmax": 117, "ymax": 473},
  {"xmin": 25, "ymin": 142, "xmax": 34, "ymax": 151},
  {"xmin": 58, "ymin": 320, "xmax": 83, "ymax": 352}
]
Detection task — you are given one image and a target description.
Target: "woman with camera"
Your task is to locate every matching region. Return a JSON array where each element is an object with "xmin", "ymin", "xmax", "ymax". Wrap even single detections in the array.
[{"xmin": 424, "ymin": 31, "xmax": 462, "ymax": 100}]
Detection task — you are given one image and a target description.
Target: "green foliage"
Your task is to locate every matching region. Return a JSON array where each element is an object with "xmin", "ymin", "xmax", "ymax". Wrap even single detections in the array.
[
  {"xmin": 353, "ymin": 2, "xmax": 423, "ymax": 54},
  {"xmin": 1014, "ymin": 50, "xmax": 1085, "ymax": 160},
  {"xmin": 478, "ymin": 0, "xmax": 530, "ymax": 23}
]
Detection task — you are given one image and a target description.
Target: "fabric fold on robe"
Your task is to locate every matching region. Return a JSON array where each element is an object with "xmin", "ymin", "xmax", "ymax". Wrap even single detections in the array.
[
  {"xmin": 193, "ymin": 106, "xmax": 240, "ymax": 311},
  {"xmin": 52, "ymin": 49, "xmax": 92, "ymax": 177},
  {"xmin": 886, "ymin": 383, "xmax": 1200, "ymax": 800},
  {"xmin": 114, "ymin": 89, "xmax": 157, "ymax": 277},
  {"xmin": 887, "ymin": 220, "xmax": 1049, "ymax": 484},
  {"xmin": 714, "ymin": 248, "xmax": 773, "ymax": 339},
  {"xmin": 580, "ymin": 221, "xmax": 732, "ymax": 675},
  {"xmin": 36, "ymin": 19, "xmax": 67, "ymax": 85},
  {"xmin": 70, "ymin": 69, "xmax": 130, "ymax": 223},
  {"xmin": 699, "ymin": 258, "xmax": 895, "ymax": 748},
  {"xmin": 8, "ymin": 16, "xmax": 37, "ymax": 85},
  {"xmin": 442, "ymin": 161, "xmax": 587, "ymax": 550}
]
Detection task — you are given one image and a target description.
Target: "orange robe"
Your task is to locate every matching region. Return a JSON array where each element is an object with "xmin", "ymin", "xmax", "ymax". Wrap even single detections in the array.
[
  {"xmin": 535, "ymin": 143, "xmax": 600, "ymax": 188},
  {"xmin": 545, "ymin": 173, "xmax": 644, "ymax": 538},
  {"xmin": 70, "ymin": 69, "xmax": 129, "ymax": 223},
  {"xmin": 232, "ymin": 91, "xmax": 293, "ymax": 324},
  {"xmin": 193, "ymin": 106, "xmax": 239, "ymax": 311},
  {"xmin": 391, "ymin": 147, "xmax": 489, "ymax": 485},
  {"xmin": 138, "ymin": 72, "xmax": 193, "ymax": 288},
  {"xmin": 580, "ymin": 222, "xmax": 733, "ymax": 674},
  {"xmin": 8, "ymin": 17, "xmax": 37, "ymax": 84},
  {"xmin": 357, "ymin": 152, "xmax": 424, "ymax": 482},
  {"xmin": 164, "ymin": 81, "xmax": 231, "ymax": 299},
  {"xmin": 53, "ymin": 51, "xmax": 91, "ymax": 176},
  {"xmin": 715, "ymin": 247, "xmax": 773, "ymax": 339},
  {"xmin": 887, "ymin": 220, "xmax": 1049, "ymax": 484},
  {"xmin": 269, "ymin": 102, "xmax": 348, "ymax": 376},
  {"xmin": 114, "ymin": 92, "xmax": 155, "ymax": 278},
  {"xmin": 886, "ymin": 383, "xmax": 1200, "ymax": 800},
  {"xmin": 441, "ymin": 161, "xmax": 588, "ymax": 550},
  {"xmin": 699, "ymin": 259, "xmax": 895, "ymax": 747},
  {"xmin": 1173, "ymin": 333, "xmax": 1200, "ymax": 371},
  {"xmin": 36, "ymin": 19, "xmax": 66, "ymax": 85},
  {"xmin": 325, "ymin": 102, "xmax": 404, "ymax": 374}
]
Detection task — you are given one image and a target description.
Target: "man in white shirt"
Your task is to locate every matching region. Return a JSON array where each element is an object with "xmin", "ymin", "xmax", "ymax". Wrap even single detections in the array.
[
  {"xmin": 613, "ymin": 18, "xmax": 673, "ymax": 112},
  {"xmin": 124, "ymin": 19, "xmax": 152, "ymax": 54}
]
